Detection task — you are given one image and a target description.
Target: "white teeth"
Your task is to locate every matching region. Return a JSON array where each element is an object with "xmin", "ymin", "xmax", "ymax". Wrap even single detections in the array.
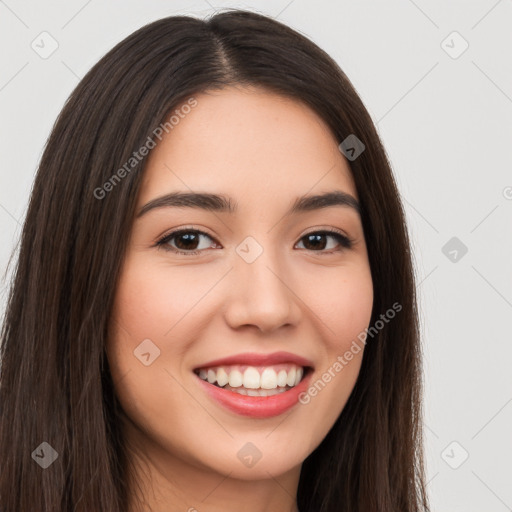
[
  {"xmin": 196, "ymin": 364, "xmax": 306, "ymax": 391},
  {"xmin": 286, "ymin": 367, "xmax": 296, "ymax": 387},
  {"xmin": 294, "ymin": 367, "xmax": 303, "ymax": 386},
  {"xmin": 243, "ymin": 367, "xmax": 261, "ymax": 389},
  {"xmin": 228, "ymin": 369, "xmax": 243, "ymax": 388},
  {"xmin": 277, "ymin": 370, "xmax": 288, "ymax": 387},
  {"xmin": 260, "ymin": 368, "xmax": 277, "ymax": 389},
  {"xmin": 216, "ymin": 367, "xmax": 229, "ymax": 387},
  {"xmin": 224, "ymin": 385, "xmax": 290, "ymax": 397}
]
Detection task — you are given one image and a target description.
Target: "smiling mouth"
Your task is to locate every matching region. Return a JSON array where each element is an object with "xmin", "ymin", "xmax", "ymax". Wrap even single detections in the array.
[{"xmin": 193, "ymin": 363, "xmax": 312, "ymax": 397}]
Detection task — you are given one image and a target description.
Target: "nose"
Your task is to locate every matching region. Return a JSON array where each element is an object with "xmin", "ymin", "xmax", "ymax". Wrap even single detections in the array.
[{"xmin": 223, "ymin": 244, "xmax": 301, "ymax": 334}]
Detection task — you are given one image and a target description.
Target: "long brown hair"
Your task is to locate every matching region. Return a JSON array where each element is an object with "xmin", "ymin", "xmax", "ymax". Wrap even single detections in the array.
[{"xmin": 0, "ymin": 10, "xmax": 430, "ymax": 511}]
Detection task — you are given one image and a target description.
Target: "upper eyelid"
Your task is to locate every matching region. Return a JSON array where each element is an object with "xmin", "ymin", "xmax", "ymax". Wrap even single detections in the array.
[
  {"xmin": 158, "ymin": 226, "xmax": 350, "ymax": 241},
  {"xmin": 157, "ymin": 227, "xmax": 353, "ymax": 250},
  {"xmin": 158, "ymin": 227, "xmax": 216, "ymax": 243}
]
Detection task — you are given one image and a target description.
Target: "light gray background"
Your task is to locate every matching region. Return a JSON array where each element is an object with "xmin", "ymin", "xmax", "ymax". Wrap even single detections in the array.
[{"xmin": 1, "ymin": 1, "xmax": 511, "ymax": 510}]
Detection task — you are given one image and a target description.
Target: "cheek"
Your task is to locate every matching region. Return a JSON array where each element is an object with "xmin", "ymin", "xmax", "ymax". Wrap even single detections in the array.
[
  {"xmin": 106, "ymin": 258, "xmax": 205, "ymax": 449},
  {"xmin": 111, "ymin": 256, "xmax": 218, "ymax": 342},
  {"xmin": 106, "ymin": 254, "xmax": 226, "ymax": 411},
  {"xmin": 294, "ymin": 263, "xmax": 372, "ymax": 438},
  {"xmin": 305, "ymin": 262, "xmax": 374, "ymax": 350}
]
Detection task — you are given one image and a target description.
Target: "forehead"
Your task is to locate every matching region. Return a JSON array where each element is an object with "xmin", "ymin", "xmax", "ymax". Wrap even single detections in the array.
[{"xmin": 138, "ymin": 86, "xmax": 357, "ymax": 209}]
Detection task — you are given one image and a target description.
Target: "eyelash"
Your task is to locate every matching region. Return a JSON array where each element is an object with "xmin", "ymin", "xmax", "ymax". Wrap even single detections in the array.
[{"xmin": 155, "ymin": 227, "xmax": 354, "ymax": 256}]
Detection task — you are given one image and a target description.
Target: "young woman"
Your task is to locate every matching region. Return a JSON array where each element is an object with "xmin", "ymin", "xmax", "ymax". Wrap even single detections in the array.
[{"xmin": 0, "ymin": 9, "xmax": 430, "ymax": 512}]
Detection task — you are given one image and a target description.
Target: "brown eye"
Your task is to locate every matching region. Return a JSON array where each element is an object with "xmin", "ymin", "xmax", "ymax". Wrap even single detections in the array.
[
  {"xmin": 296, "ymin": 231, "xmax": 353, "ymax": 252},
  {"xmin": 156, "ymin": 229, "xmax": 218, "ymax": 255}
]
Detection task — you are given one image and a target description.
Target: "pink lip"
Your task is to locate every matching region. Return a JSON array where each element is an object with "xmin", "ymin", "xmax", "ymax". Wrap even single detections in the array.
[
  {"xmin": 196, "ymin": 369, "xmax": 313, "ymax": 418},
  {"xmin": 194, "ymin": 351, "xmax": 314, "ymax": 370}
]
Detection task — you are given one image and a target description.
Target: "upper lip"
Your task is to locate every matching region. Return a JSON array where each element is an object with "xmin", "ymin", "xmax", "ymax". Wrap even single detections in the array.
[{"xmin": 194, "ymin": 351, "xmax": 314, "ymax": 370}]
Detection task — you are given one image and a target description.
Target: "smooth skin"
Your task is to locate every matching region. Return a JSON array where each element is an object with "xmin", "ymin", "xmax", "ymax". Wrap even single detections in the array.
[{"xmin": 106, "ymin": 86, "xmax": 374, "ymax": 512}]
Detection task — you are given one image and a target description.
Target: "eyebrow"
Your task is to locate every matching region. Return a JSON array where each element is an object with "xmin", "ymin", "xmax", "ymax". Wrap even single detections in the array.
[{"xmin": 136, "ymin": 190, "xmax": 361, "ymax": 218}]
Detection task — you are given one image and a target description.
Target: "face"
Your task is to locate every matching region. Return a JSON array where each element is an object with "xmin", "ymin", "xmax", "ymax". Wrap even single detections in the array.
[{"xmin": 107, "ymin": 86, "xmax": 373, "ymax": 503}]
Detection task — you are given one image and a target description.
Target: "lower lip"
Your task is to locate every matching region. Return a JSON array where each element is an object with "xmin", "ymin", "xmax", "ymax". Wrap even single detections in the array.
[{"xmin": 196, "ymin": 370, "xmax": 313, "ymax": 418}]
